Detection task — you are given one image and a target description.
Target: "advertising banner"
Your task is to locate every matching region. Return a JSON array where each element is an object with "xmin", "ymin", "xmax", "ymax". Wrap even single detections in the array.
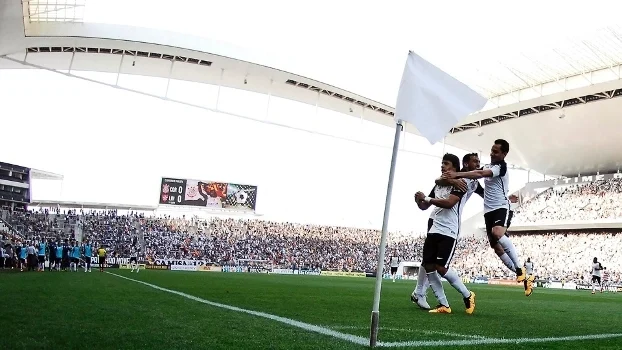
[
  {"xmin": 153, "ymin": 259, "xmax": 214, "ymax": 266},
  {"xmin": 488, "ymin": 278, "xmax": 522, "ymax": 287},
  {"xmin": 146, "ymin": 264, "xmax": 169, "ymax": 270},
  {"xmin": 198, "ymin": 265, "xmax": 222, "ymax": 272},
  {"xmin": 321, "ymin": 271, "xmax": 366, "ymax": 278},
  {"xmin": 159, "ymin": 177, "xmax": 258, "ymax": 212},
  {"xmin": 119, "ymin": 264, "xmax": 146, "ymax": 270},
  {"xmin": 170, "ymin": 265, "xmax": 198, "ymax": 272}
]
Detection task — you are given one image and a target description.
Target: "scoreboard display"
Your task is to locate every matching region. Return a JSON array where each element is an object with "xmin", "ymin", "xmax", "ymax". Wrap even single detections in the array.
[{"xmin": 159, "ymin": 177, "xmax": 257, "ymax": 212}]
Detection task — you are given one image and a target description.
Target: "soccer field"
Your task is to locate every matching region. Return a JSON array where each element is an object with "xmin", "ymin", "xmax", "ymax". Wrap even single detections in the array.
[{"xmin": 1, "ymin": 271, "xmax": 621, "ymax": 349}]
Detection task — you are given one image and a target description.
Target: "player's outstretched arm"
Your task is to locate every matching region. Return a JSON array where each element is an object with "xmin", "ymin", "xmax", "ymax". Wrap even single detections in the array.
[
  {"xmin": 434, "ymin": 178, "xmax": 468, "ymax": 192},
  {"xmin": 444, "ymin": 169, "xmax": 493, "ymax": 180}
]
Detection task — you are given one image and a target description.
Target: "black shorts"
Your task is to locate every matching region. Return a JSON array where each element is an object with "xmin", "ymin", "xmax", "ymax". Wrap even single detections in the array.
[
  {"xmin": 99, "ymin": 257, "xmax": 106, "ymax": 265},
  {"xmin": 71, "ymin": 258, "xmax": 79, "ymax": 264},
  {"xmin": 55, "ymin": 257, "xmax": 62, "ymax": 264},
  {"xmin": 422, "ymin": 233, "xmax": 457, "ymax": 268},
  {"xmin": 130, "ymin": 257, "xmax": 137, "ymax": 263},
  {"xmin": 592, "ymin": 276, "xmax": 601, "ymax": 284},
  {"xmin": 484, "ymin": 208, "xmax": 513, "ymax": 247},
  {"xmin": 390, "ymin": 266, "xmax": 398, "ymax": 274},
  {"xmin": 38, "ymin": 255, "xmax": 45, "ymax": 264},
  {"xmin": 20, "ymin": 258, "xmax": 26, "ymax": 264}
]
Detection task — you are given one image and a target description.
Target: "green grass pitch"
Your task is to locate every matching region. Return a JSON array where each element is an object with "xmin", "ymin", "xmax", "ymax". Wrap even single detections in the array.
[{"xmin": 1, "ymin": 270, "xmax": 621, "ymax": 349}]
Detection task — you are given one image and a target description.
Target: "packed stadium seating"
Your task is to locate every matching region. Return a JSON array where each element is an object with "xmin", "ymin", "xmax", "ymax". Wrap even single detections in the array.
[
  {"xmin": 514, "ymin": 177, "xmax": 622, "ymax": 224},
  {"xmin": 1, "ymin": 208, "xmax": 621, "ymax": 283}
]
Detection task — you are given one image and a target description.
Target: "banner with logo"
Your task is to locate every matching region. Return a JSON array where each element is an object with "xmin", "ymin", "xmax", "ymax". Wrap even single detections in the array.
[
  {"xmin": 153, "ymin": 259, "xmax": 214, "ymax": 266},
  {"xmin": 146, "ymin": 264, "xmax": 169, "ymax": 270},
  {"xmin": 321, "ymin": 271, "xmax": 366, "ymax": 278},
  {"xmin": 488, "ymin": 278, "xmax": 522, "ymax": 287},
  {"xmin": 119, "ymin": 264, "xmax": 146, "ymax": 270},
  {"xmin": 89, "ymin": 256, "xmax": 134, "ymax": 268},
  {"xmin": 159, "ymin": 177, "xmax": 258, "ymax": 212},
  {"xmin": 170, "ymin": 265, "xmax": 198, "ymax": 272},
  {"xmin": 198, "ymin": 265, "xmax": 222, "ymax": 272}
]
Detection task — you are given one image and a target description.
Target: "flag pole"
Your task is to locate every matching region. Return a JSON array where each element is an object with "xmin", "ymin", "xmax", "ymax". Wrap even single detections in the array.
[{"xmin": 369, "ymin": 120, "xmax": 403, "ymax": 347}]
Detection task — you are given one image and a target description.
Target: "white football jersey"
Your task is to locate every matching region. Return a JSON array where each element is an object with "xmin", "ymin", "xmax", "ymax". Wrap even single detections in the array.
[
  {"xmin": 525, "ymin": 261, "xmax": 534, "ymax": 275},
  {"xmin": 390, "ymin": 257, "xmax": 399, "ymax": 268}
]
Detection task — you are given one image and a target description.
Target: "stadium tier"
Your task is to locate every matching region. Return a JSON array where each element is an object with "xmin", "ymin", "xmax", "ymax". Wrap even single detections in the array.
[
  {"xmin": 2, "ymin": 208, "xmax": 620, "ymax": 284},
  {"xmin": 515, "ymin": 176, "xmax": 622, "ymax": 225}
]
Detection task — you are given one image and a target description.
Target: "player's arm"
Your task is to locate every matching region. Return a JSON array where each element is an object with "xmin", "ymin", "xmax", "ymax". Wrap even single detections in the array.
[
  {"xmin": 445, "ymin": 163, "xmax": 506, "ymax": 180},
  {"xmin": 418, "ymin": 187, "xmax": 464, "ymax": 209},
  {"xmin": 428, "ymin": 191, "xmax": 463, "ymax": 209},
  {"xmin": 435, "ymin": 178, "xmax": 468, "ymax": 192}
]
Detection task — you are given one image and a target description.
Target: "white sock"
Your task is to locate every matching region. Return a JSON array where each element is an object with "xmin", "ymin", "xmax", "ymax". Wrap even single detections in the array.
[
  {"xmin": 499, "ymin": 253, "xmax": 515, "ymax": 272},
  {"xmin": 497, "ymin": 236, "xmax": 521, "ymax": 272},
  {"xmin": 426, "ymin": 271, "xmax": 449, "ymax": 307},
  {"xmin": 442, "ymin": 268, "xmax": 471, "ymax": 298},
  {"xmin": 414, "ymin": 265, "xmax": 429, "ymax": 296}
]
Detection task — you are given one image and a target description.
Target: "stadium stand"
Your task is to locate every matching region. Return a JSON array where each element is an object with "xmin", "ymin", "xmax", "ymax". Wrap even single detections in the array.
[
  {"xmin": 514, "ymin": 177, "xmax": 622, "ymax": 224},
  {"xmin": 1, "ymin": 208, "xmax": 620, "ymax": 284}
]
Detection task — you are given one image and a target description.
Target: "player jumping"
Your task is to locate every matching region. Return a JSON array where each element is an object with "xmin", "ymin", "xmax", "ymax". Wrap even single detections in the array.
[
  {"xmin": 443, "ymin": 139, "xmax": 534, "ymax": 296},
  {"xmin": 413, "ymin": 153, "xmax": 476, "ymax": 314}
]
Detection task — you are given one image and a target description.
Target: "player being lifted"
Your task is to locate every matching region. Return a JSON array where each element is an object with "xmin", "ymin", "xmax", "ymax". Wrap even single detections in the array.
[
  {"xmin": 411, "ymin": 152, "xmax": 483, "ymax": 310},
  {"xmin": 414, "ymin": 153, "xmax": 476, "ymax": 314},
  {"xmin": 591, "ymin": 257, "xmax": 603, "ymax": 294},
  {"xmin": 443, "ymin": 139, "xmax": 534, "ymax": 296},
  {"xmin": 130, "ymin": 245, "xmax": 140, "ymax": 273}
]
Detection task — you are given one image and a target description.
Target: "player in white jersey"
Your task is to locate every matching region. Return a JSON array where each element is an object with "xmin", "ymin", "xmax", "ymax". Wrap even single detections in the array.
[
  {"xmin": 411, "ymin": 153, "xmax": 483, "ymax": 310},
  {"xmin": 591, "ymin": 257, "xmax": 603, "ymax": 294},
  {"xmin": 389, "ymin": 254, "xmax": 400, "ymax": 282},
  {"xmin": 443, "ymin": 139, "xmax": 533, "ymax": 296},
  {"xmin": 130, "ymin": 245, "xmax": 140, "ymax": 273},
  {"xmin": 413, "ymin": 153, "xmax": 476, "ymax": 315}
]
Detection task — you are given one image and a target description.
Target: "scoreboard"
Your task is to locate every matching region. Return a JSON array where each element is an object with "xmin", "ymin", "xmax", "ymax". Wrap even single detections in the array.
[{"xmin": 159, "ymin": 177, "xmax": 257, "ymax": 212}]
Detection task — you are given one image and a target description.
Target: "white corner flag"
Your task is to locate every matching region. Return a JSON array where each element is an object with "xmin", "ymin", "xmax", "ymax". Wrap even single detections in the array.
[{"xmin": 395, "ymin": 51, "xmax": 488, "ymax": 144}]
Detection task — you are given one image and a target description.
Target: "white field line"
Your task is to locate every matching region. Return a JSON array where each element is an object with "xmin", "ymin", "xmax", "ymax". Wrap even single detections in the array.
[
  {"xmin": 108, "ymin": 272, "xmax": 622, "ymax": 348},
  {"xmin": 328, "ymin": 326, "xmax": 488, "ymax": 340},
  {"xmin": 378, "ymin": 333, "xmax": 622, "ymax": 348},
  {"xmin": 106, "ymin": 272, "xmax": 368, "ymax": 346}
]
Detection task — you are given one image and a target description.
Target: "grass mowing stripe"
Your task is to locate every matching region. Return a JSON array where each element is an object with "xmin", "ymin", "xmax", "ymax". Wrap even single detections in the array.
[{"xmin": 106, "ymin": 272, "xmax": 369, "ymax": 346}]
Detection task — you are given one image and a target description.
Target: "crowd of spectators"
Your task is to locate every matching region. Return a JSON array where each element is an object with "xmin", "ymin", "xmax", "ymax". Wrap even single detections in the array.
[
  {"xmin": 2, "ymin": 207, "xmax": 620, "ymax": 283},
  {"xmin": 515, "ymin": 178, "xmax": 622, "ymax": 224}
]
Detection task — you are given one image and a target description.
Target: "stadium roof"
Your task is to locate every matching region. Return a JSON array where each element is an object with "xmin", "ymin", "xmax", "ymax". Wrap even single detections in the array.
[
  {"xmin": 2, "ymin": 0, "xmax": 622, "ymax": 176},
  {"xmin": 30, "ymin": 169, "xmax": 64, "ymax": 181}
]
